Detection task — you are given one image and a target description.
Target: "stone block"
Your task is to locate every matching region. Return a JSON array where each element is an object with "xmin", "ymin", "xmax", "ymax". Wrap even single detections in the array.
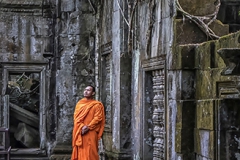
[
  {"xmin": 176, "ymin": 153, "xmax": 183, "ymax": 160},
  {"xmin": 103, "ymin": 132, "xmax": 113, "ymax": 153},
  {"xmin": 175, "ymin": 19, "xmax": 207, "ymax": 45},
  {"xmin": 176, "ymin": 100, "xmax": 196, "ymax": 129},
  {"xmin": 194, "ymin": 42, "xmax": 217, "ymax": 70},
  {"xmin": 51, "ymin": 145, "xmax": 72, "ymax": 154},
  {"xmin": 208, "ymin": 20, "xmax": 229, "ymax": 38},
  {"xmin": 182, "ymin": 71, "xmax": 196, "ymax": 100},
  {"xmin": 194, "ymin": 129, "xmax": 215, "ymax": 159},
  {"xmin": 176, "ymin": 100, "xmax": 196, "ymax": 159},
  {"xmin": 175, "ymin": 128, "xmax": 182, "ymax": 152},
  {"xmin": 167, "ymin": 72, "xmax": 182, "ymax": 100},
  {"xmin": 176, "ymin": 128, "xmax": 196, "ymax": 160},
  {"xmin": 50, "ymin": 155, "xmax": 71, "ymax": 160},
  {"xmin": 196, "ymin": 100, "xmax": 214, "ymax": 130},
  {"xmin": 61, "ymin": 0, "xmax": 75, "ymax": 12},
  {"xmin": 172, "ymin": 45, "xmax": 197, "ymax": 70},
  {"xmin": 196, "ymin": 154, "xmax": 212, "ymax": 160},
  {"xmin": 14, "ymin": 122, "xmax": 39, "ymax": 148},
  {"xmin": 175, "ymin": 19, "xmax": 229, "ymax": 45},
  {"xmin": 195, "ymin": 70, "xmax": 214, "ymax": 99},
  {"xmin": 178, "ymin": 0, "xmax": 219, "ymax": 16},
  {"xmin": 175, "ymin": 128, "xmax": 194, "ymax": 153},
  {"xmin": 217, "ymin": 31, "xmax": 240, "ymax": 49}
]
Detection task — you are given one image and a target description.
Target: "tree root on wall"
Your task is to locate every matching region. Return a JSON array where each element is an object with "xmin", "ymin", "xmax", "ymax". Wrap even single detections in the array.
[{"xmin": 176, "ymin": 0, "xmax": 221, "ymax": 40}]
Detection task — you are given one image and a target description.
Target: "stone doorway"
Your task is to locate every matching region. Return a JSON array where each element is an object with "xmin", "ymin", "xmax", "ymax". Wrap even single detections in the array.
[
  {"xmin": 7, "ymin": 72, "xmax": 40, "ymax": 149},
  {"xmin": 218, "ymin": 99, "xmax": 240, "ymax": 159},
  {"xmin": 0, "ymin": 63, "xmax": 48, "ymax": 158}
]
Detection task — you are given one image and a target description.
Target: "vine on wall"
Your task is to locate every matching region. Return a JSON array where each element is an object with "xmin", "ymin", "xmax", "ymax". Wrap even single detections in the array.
[{"xmin": 176, "ymin": 0, "xmax": 221, "ymax": 40}]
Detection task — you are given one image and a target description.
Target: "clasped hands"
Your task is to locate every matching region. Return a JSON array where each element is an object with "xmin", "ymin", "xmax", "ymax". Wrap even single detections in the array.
[{"xmin": 81, "ymin": 125, "xmax": 89, "ymax": 135}]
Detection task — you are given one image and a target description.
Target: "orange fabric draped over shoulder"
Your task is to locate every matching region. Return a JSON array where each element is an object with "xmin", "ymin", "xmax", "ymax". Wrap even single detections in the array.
[{"xmin": 71, "ymin": 98, "xmax": 105, "ymax": 160}]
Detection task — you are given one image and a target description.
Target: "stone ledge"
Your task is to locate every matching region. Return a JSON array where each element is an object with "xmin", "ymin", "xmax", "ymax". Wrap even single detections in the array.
[{"xmin": 50, "ymin": 155, "xmax": 71, "ymax": 160}]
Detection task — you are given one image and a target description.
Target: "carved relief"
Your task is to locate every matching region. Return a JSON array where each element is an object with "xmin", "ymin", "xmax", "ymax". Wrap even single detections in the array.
[
  {"xmin": 216, "ymin": 81, "xmax": 240, "ymax": 159},
  {"xmin": 142, "ymin": 55, "xmax": 166, "ymax": 159},
  {"xmin": 0, "ymin": 0, "xmax": 50, "ymax": 16},
  {"xmin": 152, "ymin": 69, "xmax": 165, "ymax": 159},
  {"xmin": 103, "ymin": 54, "xmax": 112, "ymax": 130},
  {"xmin": 217, "ymin": 81, "xmax": 240, "ymax": 99},
  {"xmin": 100, "ymin": 42, "xmax": 112, "ymax": 131}
]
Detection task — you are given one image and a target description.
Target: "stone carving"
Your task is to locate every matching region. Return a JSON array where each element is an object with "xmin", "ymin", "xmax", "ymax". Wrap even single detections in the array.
[
  {"xmin": 0, "ymin": 0, "xmax": 43, "ymax": 14},
  {"xmin": 103, "ymin": 54, "xmax": 112, "ymax": 130},
  {"xmin": 152, "ymin": 69, "xmax": 165, "ymax": 159},
  {"xmin": 100, "ymin": 42, "xmax": 112, "ymax": 131},
  {"xmin": 100, "ymin": 42, "xmax": 112, "ymax": 56},
  {"xmin": 142, "ymin": 56, "xmax": 166, "ymax": 159},
  {"xmin": 217, "ymin": 81, "xmax": 240, "ymax": 99},
  {"xmin": 217, "ymin": 48, "xmax": 240, "ymax": 75}
]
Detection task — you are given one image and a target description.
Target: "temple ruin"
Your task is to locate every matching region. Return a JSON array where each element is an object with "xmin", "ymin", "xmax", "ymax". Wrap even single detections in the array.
[{"xmin": 1, "ymin": 0, "xmax": 240, "ymax": 159}]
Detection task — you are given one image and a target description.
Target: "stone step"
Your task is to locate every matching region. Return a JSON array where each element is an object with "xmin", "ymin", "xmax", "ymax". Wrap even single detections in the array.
[{"xmin": 0, "ymin": 157, "xmax": 49, "ymax": 160}]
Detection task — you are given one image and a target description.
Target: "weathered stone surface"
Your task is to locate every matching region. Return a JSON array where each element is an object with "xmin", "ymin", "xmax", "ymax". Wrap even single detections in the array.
[
  {"xmin": 1, "ymin": 0, "xmax": 240, "ymax": 160},
  {"xmin": 175, "ymin": 19, "xmax": 208, "ymax": 45},
  {"xmin": 175, "ymin": 128, "xmax": 195, "ymax": 159},
  {"xmin": 178, "ymin": 0, "xmax": 219, "ymax": 16},
  {"xmin": 218, "ymin": 0, "xmax": 240, "ymax": 33},
  {"xmin": 181, "ymin": 71, "xmax": 196, "ymax": 100},
  {"xmin": 50, "ymin": 145, "xmax": 72, "ymax": 160},
  {"xmin": 175, "ymin": 19, "xmax": 229, "ymax": 45},
  {"xmin": 50, "ymin": 155, "xmax": 71, "ymax": 160},
  {"xmin": 175, "ymin": 128, "xmax": 182, "ymax": 152},
  {"xmin": 175, "ymin": 100, "xmax": 195, "ymax": 159},
  {"xmin": 195, "ymin": 71, "xmax": 214, "ymax": 99},
  {"xmin": 10, "ymin": 102, "xmax": 39, "ymax": 128},
  {"xmin": 14, "ymin": 122, "xmax": 39, "ymax": 148},
  {"xmin": 217, "ymin": 48, "xmax": 240, "ymax": 75},
  {"xmin": 196, "ymin": 100, "xmax": 214, "ymax": 130},
  {"xmin": 209, "ymin": 20, "xmax": 229, "ymax": 37},
  {"xmin": 176, "ymin": 100, "xmax": 195, "ymax": 129},
  {"xmin": 196, "ymin": 154, "xmax": 212, "ymax": 160},
  {"xmin": 172, "ymin": 45, "xmax": 196, "ymax": 70},
  {"xmin": 194, "ymin": 42, "xmax": 212, "ymax": 69},
  {"xmin": 102, "ymin": 132, "xmax": 113, "ymax": 154},
  {"xmin": 194, "ymin": 129, "xmax": 215, "ymax": 159}
]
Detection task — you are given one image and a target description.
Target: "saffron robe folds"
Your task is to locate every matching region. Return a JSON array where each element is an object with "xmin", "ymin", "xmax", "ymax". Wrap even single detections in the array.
[{"xmin": 71, "ymin": 98, "xmax": 105, "ymax": 160}]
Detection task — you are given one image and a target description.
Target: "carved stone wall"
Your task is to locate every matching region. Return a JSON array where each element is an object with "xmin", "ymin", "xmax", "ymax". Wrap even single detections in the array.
[
  {"xmin": 142, "ymin": 56, "xmax": 166, "ymax": 160},
  {"xmin": 173, "ymin": 31, "xmax": 240, "ymax": 160},
  {"xmin": 152, "ymin": 69, "xmax": 165, "ymax": 159},
  {"xmin": 0, "ymin": 0, "xmax": 97, "ymax": 159},
  {"xmin": 100, "ymin": 42, "xmax": 112, "ymax": 131}
]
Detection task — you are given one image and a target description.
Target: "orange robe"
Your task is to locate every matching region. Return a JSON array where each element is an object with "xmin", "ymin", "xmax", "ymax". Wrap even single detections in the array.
[{"xmin": 71, "ymin": 98, "xmax": 105, "ymax": 160}]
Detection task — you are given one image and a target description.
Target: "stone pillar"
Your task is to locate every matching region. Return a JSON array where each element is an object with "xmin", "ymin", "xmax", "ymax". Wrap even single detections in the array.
[
  {"xmin": 101, "ymin": 0, "xmax": 132, "ymax": 159},
  {"xmin": 51, "ymin": 0, "xmax": 96, "ymax": 159}
]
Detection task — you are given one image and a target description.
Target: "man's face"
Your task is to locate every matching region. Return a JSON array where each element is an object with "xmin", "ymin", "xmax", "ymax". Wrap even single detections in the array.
[{"xmin": 83, "ymin": 86, "xmax": 95, "ymax": 98}]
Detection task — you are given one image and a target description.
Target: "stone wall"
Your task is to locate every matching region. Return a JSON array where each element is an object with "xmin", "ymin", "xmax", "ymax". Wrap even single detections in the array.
[
  {"xmin": 174, "ymin": 30, "xmax": 240, "ymax": 159},
  {"xmin": 1, "ymin": 0, "xmax": 240, "ymax": 159},
  {"xmin": 0, "ymin": 0, "xmax": 98, "ymax": 159}
]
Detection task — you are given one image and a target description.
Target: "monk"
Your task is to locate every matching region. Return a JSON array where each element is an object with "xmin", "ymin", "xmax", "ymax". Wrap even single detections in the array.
[{"xmin": 71, "ymin": 85, "xmax": 105, "ymax": 160}]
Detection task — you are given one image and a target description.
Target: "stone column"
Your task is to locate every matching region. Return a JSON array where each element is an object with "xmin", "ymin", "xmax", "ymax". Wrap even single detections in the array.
[{"xmin": 101, "ymin": 0, "xmax": 132, "ymax": 159}]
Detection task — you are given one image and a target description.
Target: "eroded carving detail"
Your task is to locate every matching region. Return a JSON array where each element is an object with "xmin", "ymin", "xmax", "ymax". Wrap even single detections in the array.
[
  {"xmin": 152, "ymin": 69, "xmax": 165, "ymax": 159},
  {"xmin": 104, "ymin": 54, "xmax": 111, "ymax": 130}
]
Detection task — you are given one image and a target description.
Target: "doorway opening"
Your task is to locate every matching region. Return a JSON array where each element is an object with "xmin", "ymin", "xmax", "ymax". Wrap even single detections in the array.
[
  {"xmin": 7, "ymin": 72, "xmax": 40, "ymax": 149},
  {"xmin": 0, "ymin": 64, "xmax": 47, "ymax": 157},
  {"xmin": 218, "ymin": 99, "xmax": 240, "ymax": 159}
]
